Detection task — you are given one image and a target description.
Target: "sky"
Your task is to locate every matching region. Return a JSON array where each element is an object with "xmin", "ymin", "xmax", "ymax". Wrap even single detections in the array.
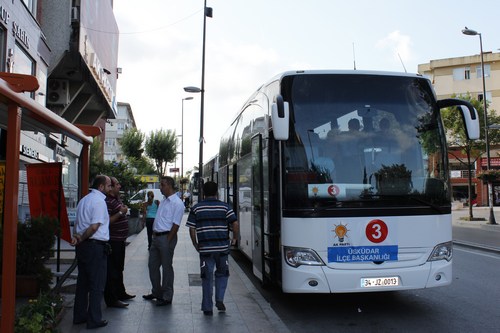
[{"xmin": 113, "ymin": 0, "xmax": 500, "ymax": 175}]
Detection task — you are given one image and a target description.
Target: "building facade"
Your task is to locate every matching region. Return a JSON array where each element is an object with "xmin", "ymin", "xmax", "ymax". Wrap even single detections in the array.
[
  {"xmin": 104, "ymin": 102, "xmax": 136, "ymax": 162},
  {"xmin": 0, "ymin": 0, "xmax": 120, "ymax": 218},
  {"xmin": 419, "ymin": 52, "xmax": 500, "ymax": 206}
]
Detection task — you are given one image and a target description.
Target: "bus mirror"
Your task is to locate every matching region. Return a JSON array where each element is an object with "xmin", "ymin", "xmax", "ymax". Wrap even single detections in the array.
[
  {"xmin": 272, "ymin": 96, "xmax": 289, "ymax": 140},
  {"xmin": 437, "ymin": 98, "xmax": 480, "ymax": 140},
  {"xmin": 459, "ymin": 105, "xmax": 480, "ymax": 140}
]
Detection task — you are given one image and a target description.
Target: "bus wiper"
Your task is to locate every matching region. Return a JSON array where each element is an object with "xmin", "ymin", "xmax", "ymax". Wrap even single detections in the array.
[{"xmin": 359, "ymin": 193, "xmax": 443, "ymax": 213}]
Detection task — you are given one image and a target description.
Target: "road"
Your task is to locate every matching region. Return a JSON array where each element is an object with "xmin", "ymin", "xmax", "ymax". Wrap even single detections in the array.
[{"xmin": 232, "ymin": 244, "xmax": 500, "ymax": 332}]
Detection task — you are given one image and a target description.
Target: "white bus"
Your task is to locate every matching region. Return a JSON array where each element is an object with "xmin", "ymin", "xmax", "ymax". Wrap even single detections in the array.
[{"xmin": 214, "ymin": 70, "xmax": 479, "ymax": 293}]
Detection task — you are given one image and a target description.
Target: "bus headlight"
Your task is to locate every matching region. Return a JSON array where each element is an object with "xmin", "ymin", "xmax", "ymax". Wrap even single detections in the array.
[
  {"xmin": 284, "ymin": 246, "xmax": 325, "ymax": 267},
  {"xmin": 428, "ymin": 241, "xmax": 453, "ymax": 262}
]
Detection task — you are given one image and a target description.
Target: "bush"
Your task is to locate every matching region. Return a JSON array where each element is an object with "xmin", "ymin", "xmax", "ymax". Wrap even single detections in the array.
[
  {"xmin": 15, "ymin": 292, "xmax": 63, "ymax": 333},
  {"xmin": 0, "ymin": 215, "xmax": 60, "ymax": 292}
]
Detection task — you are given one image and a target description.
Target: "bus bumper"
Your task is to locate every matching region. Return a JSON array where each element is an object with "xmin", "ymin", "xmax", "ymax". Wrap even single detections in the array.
[{"xmin": 281, "ymin": 260, "xmax": 452, "ymax": 293}]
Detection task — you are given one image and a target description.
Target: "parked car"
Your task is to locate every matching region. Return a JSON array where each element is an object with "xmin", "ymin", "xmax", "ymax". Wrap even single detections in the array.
[{"xmin": 128, "ymin": 189, "xmax": 164, "ymax": 216}]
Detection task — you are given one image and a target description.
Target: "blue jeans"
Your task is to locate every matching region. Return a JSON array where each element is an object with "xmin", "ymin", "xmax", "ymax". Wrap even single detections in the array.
[{"xmin": 200, "ymin": 252, "xmax": 229, "ymax": 311}]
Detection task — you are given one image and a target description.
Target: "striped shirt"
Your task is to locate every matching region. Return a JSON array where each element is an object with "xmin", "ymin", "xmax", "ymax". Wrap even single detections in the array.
[
  {"xmin": 186, "ymin": 198, "xmax": 237, "ymax": 254},
  {"xmin": 106, "ymin": 195, "xmax": 129, "ymax": 241}
]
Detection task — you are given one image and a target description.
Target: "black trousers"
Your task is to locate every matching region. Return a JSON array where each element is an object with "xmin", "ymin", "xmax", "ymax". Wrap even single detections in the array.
[
  {"xmin": 146, "ymin": 218, "xmax": 154, "ymax": 249},
  {"xmin": 104, "ymin": 240, "xmax": 126, "ymax": 305},
  {"xmin": 74, "ymin": 241, "xmax": 107, "ymax": 326}
]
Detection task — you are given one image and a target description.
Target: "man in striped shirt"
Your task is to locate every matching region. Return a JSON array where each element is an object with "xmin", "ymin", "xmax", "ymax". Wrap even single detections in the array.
[
  {"xmin": 104, "ymin": 177, "xmax": 135, "ymax": 308},
  {"xmin": 186, "ymin": 181, "xmax": 239, "ymax": 316}
]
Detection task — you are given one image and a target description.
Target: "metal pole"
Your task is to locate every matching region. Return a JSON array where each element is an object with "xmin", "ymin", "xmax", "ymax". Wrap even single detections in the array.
[
  {"xmin": 478, "ymin": 34, "xmax": 497, "ymax": 224},
  {"xmin": 198, "ymin": 0, "xmax": 208, "ymax": 198},
  {"xmin": 181, "ymin": 99, "xmax": 184, "ymax": 182}
]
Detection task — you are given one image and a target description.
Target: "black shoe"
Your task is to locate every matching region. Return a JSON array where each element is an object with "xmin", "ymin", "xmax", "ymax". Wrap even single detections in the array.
[
  {"xmin": 216, "ymin": 301, "xmax": 226, "ymax": 312},
  {"xmin": 203, "ymin": 310, "xmax": 213, "ymax": 316},
  {"xmin": 119, "ymin": 293, "xmax": 136, "ymax": 301},
  {"xmin": 108, "ymin": 300, "xmax": 129, "ymax": 308},
  {"xmin": 142, "ymin": 294, "xmax": 156, "ymax": 300},
  {"xmin": 87, "ymin": 320, "xmax": 108, "ymax": 329},
  {"xmin": 156, "ymin": 298, "xmax": 172, "ymax": 306},
  {"xmin": 73, "ymin": 319, "xmax": 87, "ymax": 325}
]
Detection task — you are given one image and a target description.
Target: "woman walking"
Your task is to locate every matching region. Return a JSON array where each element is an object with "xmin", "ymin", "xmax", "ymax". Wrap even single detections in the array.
[{"xmin": 142, "ymin": 191, "xmax": 160, "ymax": 249}]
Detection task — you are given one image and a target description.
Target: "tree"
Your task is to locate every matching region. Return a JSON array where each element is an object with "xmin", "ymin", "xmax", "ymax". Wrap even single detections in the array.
[
  {"xmin": 119, "ymin": 128, "xmax": 144, "ymax": 159},
  {"xmin": 441, "ymin": 93, "xmax": 500, "ymax": 219},
  {"xmin": 89, "ymin": 137, "xmax": 104, "ymax": 181},
  {"xmin": 119, "ymin": 127, "xmax": 156, "ymax": 175},
  {"xmin": 98, "ymin": 160, "xmax": 145, "ymax": 204},
  {"xmin": 145, "ymin": 129, "xmax": 178, "ymax": 178}
]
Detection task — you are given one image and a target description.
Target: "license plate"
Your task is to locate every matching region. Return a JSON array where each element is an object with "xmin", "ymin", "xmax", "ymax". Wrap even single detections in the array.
[{"xmin": 361, "ymin": 276, "xmax": 399, "ymax": 288}]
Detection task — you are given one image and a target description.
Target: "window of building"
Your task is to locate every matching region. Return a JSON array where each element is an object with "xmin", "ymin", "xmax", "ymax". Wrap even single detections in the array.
[
  {"xmin": 22, "ymin": 0, "xmax": 37, "ymax": 15},
  {"xmin": 0, "ymin": 29, "xmax": 5, "ymax": 72},
  {"xmin": 476, "ymin": 64, "xmax": 491, "ymax": 78},
  {"xmin": 478, "ymin": 91, "xmax": 492, "ymax": 103},
  {"xmin": 105, "ymin": 138, "xmax": 116, "ymax": 147},
  {"xmin": 453, "ymin": 67, "xmax": 471, "ymax": 81},
  {"xmin": 14, "ymin": 44, "xmax": 35, "ymax": 98}
]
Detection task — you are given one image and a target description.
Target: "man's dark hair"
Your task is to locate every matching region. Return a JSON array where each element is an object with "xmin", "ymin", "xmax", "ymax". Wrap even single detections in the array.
[
  {"xmin": 161, "ymin": 176, "xmax": 176, "ymax": 189},
  {"xmin": 203, "ymin": 181, "xmax": 218, "ymax": 197},
  {"xmin": 91, "ymin": 175, "xmax": 108, "ymax": 189}
]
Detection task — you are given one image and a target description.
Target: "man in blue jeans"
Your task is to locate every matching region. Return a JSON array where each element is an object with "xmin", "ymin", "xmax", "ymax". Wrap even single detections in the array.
[{"xmin": 186, "ymin": 181, "xmax": 239, "ymax": 316}]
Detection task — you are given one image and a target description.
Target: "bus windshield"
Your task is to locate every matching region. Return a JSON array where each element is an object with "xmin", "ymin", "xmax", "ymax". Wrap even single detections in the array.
[{"xmin": 282, "ymin": 74, "xmax": 448, "ymax": 210}]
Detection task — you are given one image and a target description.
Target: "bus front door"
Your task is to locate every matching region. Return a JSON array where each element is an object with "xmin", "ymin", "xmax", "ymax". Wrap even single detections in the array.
[{"xmin": 251, "ymin": 135, "xmax": 264, "ymax": 281}]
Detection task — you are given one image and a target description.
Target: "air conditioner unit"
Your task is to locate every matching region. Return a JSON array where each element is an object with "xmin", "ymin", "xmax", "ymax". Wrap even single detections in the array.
[{"xmin": 47, "ymin": 79, "xmax": 70, "ymax": 105}]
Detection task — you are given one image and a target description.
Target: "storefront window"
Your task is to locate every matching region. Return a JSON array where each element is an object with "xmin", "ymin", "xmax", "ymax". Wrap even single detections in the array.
[{"xmin": 14, "ymin": 44, "xmax": 35, "ymax": 98}]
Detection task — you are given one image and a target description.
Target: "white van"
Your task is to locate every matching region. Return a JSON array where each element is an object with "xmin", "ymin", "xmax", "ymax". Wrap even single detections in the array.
[{"xmin": 129, "ymin": 189, "xmax": 164, "ymax": 206}]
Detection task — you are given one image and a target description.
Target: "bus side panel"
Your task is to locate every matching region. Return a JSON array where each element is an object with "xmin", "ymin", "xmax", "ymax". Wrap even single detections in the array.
[{"xmin": 280, "ymin": 215, "xmax": 452, "ymax": 293}]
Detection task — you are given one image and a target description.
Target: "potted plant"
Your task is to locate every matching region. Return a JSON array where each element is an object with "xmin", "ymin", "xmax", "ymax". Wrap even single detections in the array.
[
  {"xmin": 476, "ymin": 169, "xmax": 500, "ymax": 184},
  {"xmin": 0, "ymin": 215, "xmax": 59, "ymax": 296},
  {"xmin": 15, "ymin": 292, "xmax": 64, "ymax": 333},
  {"xmin": 374, "ymin": 164, "xmax": 412, "ymax": 195}
]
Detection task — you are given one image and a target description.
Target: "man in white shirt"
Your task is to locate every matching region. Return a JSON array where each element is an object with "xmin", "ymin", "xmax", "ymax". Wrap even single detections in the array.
[
  {"xmin": 143, "ymin": 176, "xmax": 185, "ymax": 306},
  {"xmin": 71, "ymin": 175, "xmax": 112, "ymax": 329}
]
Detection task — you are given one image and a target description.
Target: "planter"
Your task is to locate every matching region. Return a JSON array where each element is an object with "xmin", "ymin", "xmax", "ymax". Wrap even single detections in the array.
[
  {"xmin": 0, "ymin": 275, "xmax": 40, "ymax": 297},
  {"xmin": 480, "ymin": 176, "xmax": 499, "ymax": 184}
]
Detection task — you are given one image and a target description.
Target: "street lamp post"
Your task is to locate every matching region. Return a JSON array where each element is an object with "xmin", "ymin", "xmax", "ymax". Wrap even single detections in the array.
[
  {"xmin": 181, "ymin": 97, "xmax": 193, "ymax": 190},
  {"xmin": 185, "ymin": 0, "xmax": 212, "ymax": 199},
  {"xmin": 462, "ymin": 27, "xmax": 497, "ymax": 225}
]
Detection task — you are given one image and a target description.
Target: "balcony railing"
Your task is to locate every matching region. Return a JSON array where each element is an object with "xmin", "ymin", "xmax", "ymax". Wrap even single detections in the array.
[{"xmin": 450, "ymin": 170, "xmax": 477, "ymax": 179}]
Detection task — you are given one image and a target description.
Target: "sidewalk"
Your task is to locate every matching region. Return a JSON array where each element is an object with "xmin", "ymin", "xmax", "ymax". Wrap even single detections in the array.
[
  {"xmin": 452, "ymin": 206, "xmax": 500, "ymax": 252},
  {"xmin": 56, "ymin": 213, "xmax": 290, "ymax": 332},
  {"xmin": 54, "ymin": 207, "xmax": 500, "ymax": 332}
]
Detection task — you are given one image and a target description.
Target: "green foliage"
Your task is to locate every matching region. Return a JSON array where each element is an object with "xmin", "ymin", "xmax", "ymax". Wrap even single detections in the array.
[
  {"xmin": 145, "ymin": 129, "xmax": 178, "ymax": 178},
  {"xmin": 128, "ymin": 156, "xmax": 156, "ymax": 175},
  {"xmin": 0, "ymin": 216, "xmax": 59, "ymax": 292},
  {"xmin": 476, "ymin": 169, "xmax": 500, "ymax": 181},
  {"xmin": 98, "ymin": 160, "xmax": 146, "ymax": 205},
  {"xmin": 119, "ymin": 128, "xmax": 145, "ymax": 159},
  {"xmin": 89, "ymin": 137, "xmax": 104, "ymax": 181},
  {"xmin": 442, "ymin": 93, "xmax": 500, "ymax": 155},
  {"xmin": 15, "ymin": 293, "xmax": 63, "ymax": 333}
]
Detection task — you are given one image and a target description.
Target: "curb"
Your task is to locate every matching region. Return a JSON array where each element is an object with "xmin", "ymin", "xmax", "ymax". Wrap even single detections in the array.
[
  {"xmin": 229, "ymin": 256, "xmax": 290, "ymax": 333},
  {"xmin": 453, "ymin": 240, "xmax": 500, "ymax": 254}
]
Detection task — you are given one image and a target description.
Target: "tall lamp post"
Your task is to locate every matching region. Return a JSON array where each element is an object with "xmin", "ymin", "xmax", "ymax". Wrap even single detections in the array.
[
  {"xmin": 462, "ymin": 27, "xmax": 497, "ymax": 225},
  {"xmin": 185, "ymin": 0, "xmax": 212, "ymax": 198},
  {"xmin": 181, "ymin": 97, "xmax": 194, "ymax": 191}
]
